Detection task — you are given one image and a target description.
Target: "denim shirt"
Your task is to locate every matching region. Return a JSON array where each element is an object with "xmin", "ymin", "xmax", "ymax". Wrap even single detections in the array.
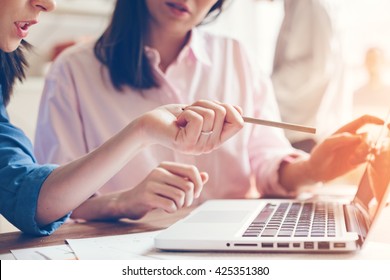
[{"xmin": 0, "ymin": 86, "xmax": 69, "ymax": 235}]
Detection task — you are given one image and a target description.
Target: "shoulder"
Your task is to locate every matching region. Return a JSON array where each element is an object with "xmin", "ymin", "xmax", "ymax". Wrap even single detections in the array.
[
  {"xmin": 45, "ymin": 40, "xmax": 100, "ymax": 81},
  {"xmin": 48, "ymin": 41, "xmax": 96, "ymax": 72},
  {"xmin": 54, "ymin": 40, "xmax": 95, "ymax": 62}
]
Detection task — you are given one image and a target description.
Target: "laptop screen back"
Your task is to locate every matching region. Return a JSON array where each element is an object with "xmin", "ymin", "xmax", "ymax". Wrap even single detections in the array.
[{"xmin": 353, "ymin": 127, "xmax": 390, "ymax": 231}]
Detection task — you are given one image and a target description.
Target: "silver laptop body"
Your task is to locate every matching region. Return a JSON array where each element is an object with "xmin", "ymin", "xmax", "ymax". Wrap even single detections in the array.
[{"xmin": 155, "ymin": 133, "xmax": 390, "ymax": 252}]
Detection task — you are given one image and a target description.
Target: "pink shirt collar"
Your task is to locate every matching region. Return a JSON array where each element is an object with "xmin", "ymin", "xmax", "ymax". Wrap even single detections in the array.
[{"xmin": 144, "ymin": 29, "xmax": 212, "ymax": 69}]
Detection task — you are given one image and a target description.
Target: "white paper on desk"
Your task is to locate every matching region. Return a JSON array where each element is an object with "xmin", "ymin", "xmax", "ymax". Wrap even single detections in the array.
[
  {"xmin": 66, "ymin": 231, "xmax": 161, "ymax": 260},
  {"xmin": 11, "ymin": 244, "xmax": 76, "ymax": 260}
]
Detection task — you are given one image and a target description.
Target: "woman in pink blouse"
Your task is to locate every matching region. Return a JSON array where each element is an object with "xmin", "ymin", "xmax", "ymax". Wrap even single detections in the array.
[
  {"xmin": 35, "ymin": 0, "xmax": 382, "ymax": 221},
  {"xmin": 1, "ymin": 0, "xmax": 245, "ymax": 235}
]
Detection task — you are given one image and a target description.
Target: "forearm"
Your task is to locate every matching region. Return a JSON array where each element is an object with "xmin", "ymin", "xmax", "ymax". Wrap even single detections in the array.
[
  {"xmin": 70, "ymin": 192, "xmax": 125, "ymax": 221},
  {"xmin": 35, "ymin": 101, "xmax": 244, "ymax": 226},
  {"xmin": 36, "ymin": 118, "xmax": 147, "ymax": 226}
]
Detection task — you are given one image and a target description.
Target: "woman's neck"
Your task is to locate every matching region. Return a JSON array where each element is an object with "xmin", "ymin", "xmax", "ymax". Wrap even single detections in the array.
[{"xmin": 146, "ymin": 27, "xmax": 191, "ymax": 72}]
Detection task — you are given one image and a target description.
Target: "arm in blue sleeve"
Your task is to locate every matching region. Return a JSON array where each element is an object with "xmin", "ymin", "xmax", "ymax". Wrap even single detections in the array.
[{"xmin": 0, "ymin": 99, "xmax": 70, "ymax": 236}]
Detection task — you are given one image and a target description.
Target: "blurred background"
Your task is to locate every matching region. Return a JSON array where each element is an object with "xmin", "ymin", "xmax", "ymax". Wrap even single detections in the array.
[
  {"xmin": 3, "ymin": 0, "xmax": 390, "ymax": 232},
  {"xmin": 9, "ymin": 0, "xmax": 390, "ymax": 138}
]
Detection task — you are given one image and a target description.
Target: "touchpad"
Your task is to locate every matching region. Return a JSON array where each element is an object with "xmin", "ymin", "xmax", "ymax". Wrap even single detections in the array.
[{"xmin": 184, "ymin": 211, "xmax": 249, "ymax": 223}]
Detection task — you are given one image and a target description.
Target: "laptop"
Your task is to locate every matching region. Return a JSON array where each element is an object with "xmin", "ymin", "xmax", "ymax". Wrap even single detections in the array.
[{"xmin": 155, "ymin": 124, "xmax": 390, "ymax": 252}]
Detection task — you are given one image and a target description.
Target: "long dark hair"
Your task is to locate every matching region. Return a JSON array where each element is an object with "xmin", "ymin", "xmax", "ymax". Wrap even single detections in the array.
[
  {"xmin": 0, "ymin": 40, "xmax": 31, "ymax": 106},
  {"xmin": 94, "ymin": 0, "xmax": 226, "ymax": 91}
]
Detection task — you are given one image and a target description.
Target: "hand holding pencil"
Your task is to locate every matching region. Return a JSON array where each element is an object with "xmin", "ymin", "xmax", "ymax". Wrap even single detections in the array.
[{"xmin": 180, "ymin": 101, "xmax": 316, "ymax": 135}]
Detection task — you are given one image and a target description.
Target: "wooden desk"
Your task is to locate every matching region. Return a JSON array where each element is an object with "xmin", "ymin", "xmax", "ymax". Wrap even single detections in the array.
[
  {"xmin": 1, "ymin": 195, "xmax": 389, "ymax": 260},
  {"xmin": 0, "ymin": 208, "xmax": 192, "ymax": 255}
]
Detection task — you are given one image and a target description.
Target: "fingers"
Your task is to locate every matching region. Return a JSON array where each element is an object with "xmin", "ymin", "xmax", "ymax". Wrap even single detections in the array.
[
  {"xmin": 308, "ymin": 116, "xmax": 386, "ymax": 183},
  {"xmin": 191, "ymin": 100, "xmax": 226, "ymax": 151},
  {"xmin": 176, "ymin": 103, "xmax": 220, "ymax": 153},
  {"xmin": 233, "ymin": 105, "xmax": 243, "ymax": 115},
  {"xmin": 176, "ymin": 109, "xmax": 203, "ymax": 146},
  {"xmin": 334, "ymin": 115, "xmax": 384, "ymax": 134},
  {"xmin": 216, "ymin": 102, "xmax": 244, "ymax": 143},
  {"xmin": 183, "ymin": 106, "xmax": 215, "ymax": 133},
  {"xmin": 179, "ymin": 104, "xmax": 216, "ymax": 149},
  {"xmin": 184, "ymin": 100, "xmax": 227, "ymax": 144},
  {"xmin": 140, "ymin": 162, "xmax": 206, "ymax": 213},
  {"xmin": 316, "ymin": 133, "xmax": 371, "ymax": 163},
  {"xmin": 318, "ymin": 133, "xmax": 363, "ymax": 152},
  {"xmin": 159, "ymin": 161, "xmax": 204, "ymax": 200},
  {"xmin": 176, "ymin": 100, "xmax": 243, "ymax": 153},
  {"xmin": 151, "ymin": 182, "xmax": 188, "ymax": 211}
]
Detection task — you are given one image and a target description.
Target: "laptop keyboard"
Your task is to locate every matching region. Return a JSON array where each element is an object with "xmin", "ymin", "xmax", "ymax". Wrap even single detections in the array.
[{"xmin": 242, "ymin": 202, "xmax": 336, "ymax": 238}]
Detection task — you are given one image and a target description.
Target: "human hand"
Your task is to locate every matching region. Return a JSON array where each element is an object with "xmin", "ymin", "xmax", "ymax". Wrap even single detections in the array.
[
  {"xmin": 113, "ymin": 162, "xmax": 208, "ymax": 219},
  {"xmin": 307, "ymin": 115, "xmax": 384, "ymax": 182},
  {"xmin": 141, "ymin": 100, "xmax": 244, "ymax": 155}
]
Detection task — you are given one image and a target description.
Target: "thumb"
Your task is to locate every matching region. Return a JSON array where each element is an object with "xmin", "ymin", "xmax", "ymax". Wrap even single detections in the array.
[{"xmin": 200, "ymin": 172, "xmax": 209, "ymax": 184}]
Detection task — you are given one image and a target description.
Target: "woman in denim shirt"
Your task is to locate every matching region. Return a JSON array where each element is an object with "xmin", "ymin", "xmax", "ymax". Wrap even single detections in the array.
[{"xmin": 0, "ymin": 0, "xmax": 244, "ymax": 235}]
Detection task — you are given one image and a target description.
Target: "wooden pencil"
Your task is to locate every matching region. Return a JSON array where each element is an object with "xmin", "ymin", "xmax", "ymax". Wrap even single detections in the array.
[{"xmin": 243, "ymin": 116, "xmax": 316, "ymax": 134}]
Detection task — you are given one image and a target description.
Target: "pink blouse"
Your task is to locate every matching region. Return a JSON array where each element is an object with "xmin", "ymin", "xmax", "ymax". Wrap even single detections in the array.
[{"xmin": 34, "ymin": 29, "xmax": 300, "ymax": 202}]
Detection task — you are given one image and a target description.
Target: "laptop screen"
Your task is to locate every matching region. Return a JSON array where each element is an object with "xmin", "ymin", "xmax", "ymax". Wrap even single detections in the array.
[{"xmin": 353, "ymin": 124, "xmax": 390, "ymax": 227}]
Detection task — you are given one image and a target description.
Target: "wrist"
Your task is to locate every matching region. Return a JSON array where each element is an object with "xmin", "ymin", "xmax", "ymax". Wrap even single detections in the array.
[
  {"xmin": 110, "ymin": 190, "xmax": 147, "ymax": 220},
  {"xmin": 128, "ymin": 114, "xmax": 155, "ymax": 148},
  {"xmin": 105, "ymin": 193, "xmax": 123, "ymax": 220},
  {"xmin": 279, "ymin": 154, "xmax": 317, "ymax": 191},
  {"xmin": 300, "ymin": 158, "xmax": 318, "ymax": 185}
]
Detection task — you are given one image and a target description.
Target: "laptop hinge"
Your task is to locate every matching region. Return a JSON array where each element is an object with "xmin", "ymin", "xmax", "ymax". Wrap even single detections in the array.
[{"xmin": 343, "ymin": 204, "xmax": 369, "ymax": 247}]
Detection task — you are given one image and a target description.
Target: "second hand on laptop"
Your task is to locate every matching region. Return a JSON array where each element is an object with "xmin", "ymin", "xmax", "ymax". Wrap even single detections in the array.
[{"xmin": 242, "ymin": 116, "xmax": 317, "ymax": 134}]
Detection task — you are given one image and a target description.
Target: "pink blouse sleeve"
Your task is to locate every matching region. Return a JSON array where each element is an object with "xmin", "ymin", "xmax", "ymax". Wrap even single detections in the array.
[{"xmin": 34, "ymin": 56, "xmax": 88, "ymax": 165}]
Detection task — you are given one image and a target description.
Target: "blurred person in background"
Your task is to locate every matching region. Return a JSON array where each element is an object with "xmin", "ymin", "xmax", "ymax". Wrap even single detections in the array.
[
  {"xmin": 265, "ymin": 0, "xmax": 346, "ymax": 152},
  {"xmin": 353, "ymin": 47, "xmax": 390, "ymax": 119}
]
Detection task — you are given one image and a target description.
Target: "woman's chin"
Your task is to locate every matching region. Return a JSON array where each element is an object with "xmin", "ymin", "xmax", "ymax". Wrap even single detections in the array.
[{"xmin": 1, "ymin": 39, "xmax": 22, "ymax": 53}]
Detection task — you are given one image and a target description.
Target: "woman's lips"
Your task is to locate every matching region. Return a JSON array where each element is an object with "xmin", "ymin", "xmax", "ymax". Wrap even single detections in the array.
[
  {"xmin": 166, "ymin": 2, "xmax": 190, "ymax": 16},
  {"xmin": 14, "ymin": 20, "xmax": 37, "ymax": 39}
]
